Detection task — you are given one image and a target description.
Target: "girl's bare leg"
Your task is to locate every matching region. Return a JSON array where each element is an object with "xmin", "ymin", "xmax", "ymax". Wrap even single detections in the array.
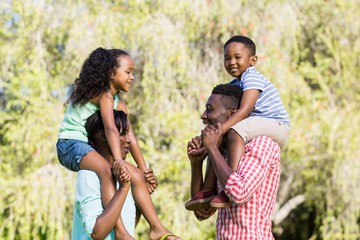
[
  {"xmin": 80, "ymin": 151, "xmax": 132, "ymax": 239},
  {"xmin": 124, "ymin": 162, "xmax": 180, "ymax": 240}
]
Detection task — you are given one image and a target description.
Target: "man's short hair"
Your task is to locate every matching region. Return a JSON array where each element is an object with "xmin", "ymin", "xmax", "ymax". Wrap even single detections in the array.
[{"xmin": 212, "ymin": 84, "xmax": 243, "ymax": 109}]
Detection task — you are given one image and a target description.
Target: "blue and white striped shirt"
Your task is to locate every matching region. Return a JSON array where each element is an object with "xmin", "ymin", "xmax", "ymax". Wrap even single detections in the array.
[{"xmin": 229, "ymin": 67, "xmax": 290, "ymax": 125}]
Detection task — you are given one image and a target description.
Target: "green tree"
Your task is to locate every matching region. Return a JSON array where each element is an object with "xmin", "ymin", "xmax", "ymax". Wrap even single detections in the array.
[{"xmin": 1, "ymin": 0, "xmax": 359, "ymax": 239}]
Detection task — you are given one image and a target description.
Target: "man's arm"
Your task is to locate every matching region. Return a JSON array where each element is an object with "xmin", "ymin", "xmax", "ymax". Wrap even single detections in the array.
[
  {"xmin": 202, "ymin": 124, "xmax": 280, "ymax": 204},
  {"xmin": 223, "ymin": 135, "xmax": 280, "ymax": 204},
  {"xmin": 202, "ymin": 124, "xmax": 235, "ymax": 187},
  {"xmin": 187, "ymin": 136, "xmax": 217, "ymax": 220},
  {"xmin": 187, "ymin": 135, "xmax": 207, "ymax": 197}
]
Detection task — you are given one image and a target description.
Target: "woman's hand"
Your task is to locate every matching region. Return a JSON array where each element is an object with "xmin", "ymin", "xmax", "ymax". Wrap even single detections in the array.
[{"xmin": 113, "ymin": 160, "xmax": 130, "ymax": 189}]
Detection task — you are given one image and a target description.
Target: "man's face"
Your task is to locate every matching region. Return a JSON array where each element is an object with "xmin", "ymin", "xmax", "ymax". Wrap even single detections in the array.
[{"xmin": 201, "ymin": 94, "xmax": 231, "ymax": 125}]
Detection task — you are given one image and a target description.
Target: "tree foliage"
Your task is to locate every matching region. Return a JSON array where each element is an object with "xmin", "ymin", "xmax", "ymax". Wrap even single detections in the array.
[{"xmin": 0, "ymin": 0, "xmax": 359, "ymax": 239}]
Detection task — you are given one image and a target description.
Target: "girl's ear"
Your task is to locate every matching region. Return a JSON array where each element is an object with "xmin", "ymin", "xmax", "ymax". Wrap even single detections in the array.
[{"xmin": 250, "ymin": 55, "xmax": 258, "ymax": 66}]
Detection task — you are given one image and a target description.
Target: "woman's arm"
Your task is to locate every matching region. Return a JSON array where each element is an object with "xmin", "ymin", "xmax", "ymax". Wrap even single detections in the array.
[
  {"xmin": 91, "ymin": 187, "xmax": 130, "ymax": 240},
  {"xmin": 92, "ymin": 163, "xmax": 131, "ymax": 239},
  {"xmin": 75, "ymin": 171, "xmax": 130, "ymax": 240}
]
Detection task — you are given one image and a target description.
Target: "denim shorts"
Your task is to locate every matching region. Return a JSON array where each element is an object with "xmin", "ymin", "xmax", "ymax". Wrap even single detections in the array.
[{"xmin": 56, "ymin": 139, "xmax": 94, "ymax": 172}]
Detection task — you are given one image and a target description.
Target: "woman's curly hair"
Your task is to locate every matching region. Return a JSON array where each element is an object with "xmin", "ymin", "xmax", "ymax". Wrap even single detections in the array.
[{"xmin": 68, "ymin": 47, "xmax": 129, "ymax": 106}]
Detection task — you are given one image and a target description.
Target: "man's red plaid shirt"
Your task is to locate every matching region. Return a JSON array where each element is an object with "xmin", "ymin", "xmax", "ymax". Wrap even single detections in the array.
[{"xmin": 197, "ymin": 136, "xmax": 281, "ymax": 240}]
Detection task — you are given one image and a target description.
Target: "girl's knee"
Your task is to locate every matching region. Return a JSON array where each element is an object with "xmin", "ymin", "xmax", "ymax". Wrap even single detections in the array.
[
  {"xmin": 96, "ymin": 163, "xmax": 113, "ymax": 180},
  {"xmin": 130, "ymin": 167, "xmax": 144, "ymax": 183}
]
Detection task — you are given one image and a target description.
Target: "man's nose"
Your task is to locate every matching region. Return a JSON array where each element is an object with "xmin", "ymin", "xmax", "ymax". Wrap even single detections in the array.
[{"xmin": 200, "ymin": 111, "xmax": 206, "ymax": 120}]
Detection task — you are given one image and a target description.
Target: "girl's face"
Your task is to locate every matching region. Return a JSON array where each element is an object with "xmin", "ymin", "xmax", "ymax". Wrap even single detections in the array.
[
  {"xmin": 111, "ymin": 55, "xmax": 135, "ymax": 93},
  {"xmin": 224, "ymin": 42, "xmax": 257, "ymax": 79},
  {"xmin": 119, "ymin": 126, "xmax": 131, "ymax": 159}
]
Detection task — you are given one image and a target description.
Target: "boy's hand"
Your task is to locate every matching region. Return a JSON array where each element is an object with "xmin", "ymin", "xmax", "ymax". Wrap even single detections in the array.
[
  {"xmin": 113, "ymin": 160, "xmax": 130, "ymax": 188},
  {"xmin": 144, "ymin": 168, "xmax": 158, "ymax": 194}
]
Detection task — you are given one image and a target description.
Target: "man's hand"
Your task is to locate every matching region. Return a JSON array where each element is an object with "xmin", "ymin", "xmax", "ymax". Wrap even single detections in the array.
[
  {"xmin": 201, "ymin": 123, "xmax": 223, "ymax": 151},
  {"xmin": 187, "ymin": 135, "xmax": 207, "ymax": 164},
  {"xmin": 144, "ymin": 168, "xmax": 158, "ymax": 194}
]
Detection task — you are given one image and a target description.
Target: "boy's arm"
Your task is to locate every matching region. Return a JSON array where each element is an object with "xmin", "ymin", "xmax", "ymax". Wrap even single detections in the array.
[
  {"xmin": 99, "ymin": 92, "xmax": 123, "ymax": 161},
  {"xmin": 221, "ymin": 89, "xmax": 259, "ymax": 132}
]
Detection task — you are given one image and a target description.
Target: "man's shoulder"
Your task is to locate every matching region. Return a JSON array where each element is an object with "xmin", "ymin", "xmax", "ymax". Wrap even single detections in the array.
[{"xmin": 247, "ymin": 136, "xmax": 280, "ymax": 153}]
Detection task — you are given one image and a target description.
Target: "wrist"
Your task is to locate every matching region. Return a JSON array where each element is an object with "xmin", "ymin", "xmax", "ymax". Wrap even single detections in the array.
[{"xmin": 204, "ymin": 145, "xmax": 218, "ymax": 154}]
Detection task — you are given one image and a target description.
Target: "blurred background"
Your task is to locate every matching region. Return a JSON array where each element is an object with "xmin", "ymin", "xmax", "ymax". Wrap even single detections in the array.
[{"xmin": 0, "ymin": 0, "xmax": 359, "ymax": 239}]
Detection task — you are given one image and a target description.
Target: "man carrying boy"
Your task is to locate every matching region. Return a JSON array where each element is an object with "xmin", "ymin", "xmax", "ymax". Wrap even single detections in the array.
[{"xmin": 187, "ymin": 84, "xmax": 280, "ymax": 239}]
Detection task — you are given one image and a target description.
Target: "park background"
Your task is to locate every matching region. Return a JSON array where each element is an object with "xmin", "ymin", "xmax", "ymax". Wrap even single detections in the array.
[{"xmin": 0, "ymin": 0, "xmax": 359, "ymax": 239}]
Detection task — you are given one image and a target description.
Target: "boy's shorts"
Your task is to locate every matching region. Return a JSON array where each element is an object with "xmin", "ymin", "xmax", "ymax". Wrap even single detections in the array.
[
  {"xmin": 56, "ymin": 139, "xmax": 94, "ymax": 172},
  {"xmin": 231, "ymin": 116, "xmax": 290, "ymax": 148}
]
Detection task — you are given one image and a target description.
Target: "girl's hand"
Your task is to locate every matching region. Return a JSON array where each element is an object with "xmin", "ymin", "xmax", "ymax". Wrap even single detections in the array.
[
  {"xmin": 113, "ymin": 160, "xmax": 130, "ymax": 188},
  {"xmin": 144, "ymin": 168, "xmax": 158, "ymax": 194}
]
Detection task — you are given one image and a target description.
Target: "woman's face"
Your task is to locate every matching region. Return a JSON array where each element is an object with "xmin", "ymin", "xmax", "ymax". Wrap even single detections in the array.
[
  {"xmin": 119, "ymin": 126, "xmax": 131, "ymax": 159},
  {"xmin": 110, "ymin": 55, "xmax": 135, "ymax": 93}
]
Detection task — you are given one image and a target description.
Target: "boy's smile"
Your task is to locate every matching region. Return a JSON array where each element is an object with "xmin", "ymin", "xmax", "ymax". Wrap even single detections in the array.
[{"xmin": 224, "ymin": 42, "xmax": 257, "ymax": 79}]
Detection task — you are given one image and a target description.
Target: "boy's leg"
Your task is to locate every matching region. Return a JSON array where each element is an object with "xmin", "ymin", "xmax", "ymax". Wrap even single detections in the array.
[
  {"xmin": 185, "ymin": 158, "xmax": 218, "ymax": 211},
  {"xmin": 124, "ymin": 162, "xmax": 180, "ymax": 240},
  {"xmin": 210, "ymin": 136, "xmax": 245, "ymax": 208},
  {"xmin": 80, "ymin": 151, "xmax": 132, "ymax": 239}
]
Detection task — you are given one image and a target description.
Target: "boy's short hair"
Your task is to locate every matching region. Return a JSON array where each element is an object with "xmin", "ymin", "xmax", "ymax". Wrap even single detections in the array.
[
  {"xmin": 212, "ymin": 84, "xmax": 243, "ymax": 109},
  {"xmin": 224, "ymin": 35, "xmax": 256, "ymax": 56}
]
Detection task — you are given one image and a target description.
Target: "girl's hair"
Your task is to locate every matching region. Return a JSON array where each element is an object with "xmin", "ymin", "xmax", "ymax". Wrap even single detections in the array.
[
  {"xmin": 224, "ymin": 35, "xmax": 256, "ymax": 56},
  {"xmin": 85, "ymin": 110, "xmax": 128, "ymax": 149},
  {"xmin": 68, "ymin": 47, "xmax": 129, "ymax": 106},
  {"xmin": 212, "ymin": 84, "xmax": 243, "ymax": 109}
]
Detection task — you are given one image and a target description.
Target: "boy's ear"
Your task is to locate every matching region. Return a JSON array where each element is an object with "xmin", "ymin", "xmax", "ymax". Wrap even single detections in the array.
[{"xmin": 250, "ymin": 55, "xmax": 258, "ymax": 66}]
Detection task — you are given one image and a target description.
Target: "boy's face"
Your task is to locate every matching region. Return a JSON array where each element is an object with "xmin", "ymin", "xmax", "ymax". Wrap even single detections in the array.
[{"xmin": 224, "ymin": 42, "xmax": 257, "ymax": 79}]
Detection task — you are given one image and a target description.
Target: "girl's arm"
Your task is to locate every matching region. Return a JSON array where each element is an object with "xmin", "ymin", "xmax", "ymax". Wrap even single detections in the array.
[
  {"xmin": 99, "ymin": 92, "xmax": 123, "ymax": 161},
  {"xmin": 116, "ymin": 97, "xmax": 148, "ymax": 172},
  {"xmin": 221, "ymin": 89, "xmax": 259, "ymax": 133}
]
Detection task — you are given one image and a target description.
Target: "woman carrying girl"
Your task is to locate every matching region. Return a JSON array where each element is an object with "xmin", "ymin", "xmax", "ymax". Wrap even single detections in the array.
[{"xmin": 56, "ymin": 48, "xmax": 180, "ymax": 240}]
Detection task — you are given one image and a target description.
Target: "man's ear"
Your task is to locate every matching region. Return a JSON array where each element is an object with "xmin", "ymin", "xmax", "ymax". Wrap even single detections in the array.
[
  {"xmin": 228, "ymin": 108, "xmax": 237, "ymax": 118},
  {"xmin": 250, "ymin": 55, "xmax": 258, "ymax": 66}
]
